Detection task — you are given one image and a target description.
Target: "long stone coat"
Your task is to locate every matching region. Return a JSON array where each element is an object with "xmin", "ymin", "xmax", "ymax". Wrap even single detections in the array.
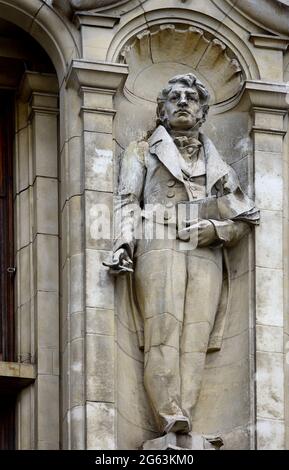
[{"xmin": 114, "ymin": 125, "xmax": 259, "ymax": 353}]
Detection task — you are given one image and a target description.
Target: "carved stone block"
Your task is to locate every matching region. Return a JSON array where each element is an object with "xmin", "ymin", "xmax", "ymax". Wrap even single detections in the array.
[{"xmin": 143, "ymin": 432, "xmax": 223, "ymax": 451}]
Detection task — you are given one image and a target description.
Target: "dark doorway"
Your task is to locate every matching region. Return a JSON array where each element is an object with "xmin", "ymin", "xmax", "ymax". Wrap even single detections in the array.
[
  {"xmin": 0, "ymin": 394, "xmax": 16, "ymax": 449},
  {"xmin": 0, "ymin": 92, "xmax": 15, "ymax": 363},
  {"xmin": 0, "ymin": 92, "xmax": 16, "ymax": 450}
]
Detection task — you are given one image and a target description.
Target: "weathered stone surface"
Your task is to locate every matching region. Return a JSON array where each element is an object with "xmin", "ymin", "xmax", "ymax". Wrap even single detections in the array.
[
  {"xmin": 0, "ymin": 361, "xmax": 35, "ymax": 380},
  {"xmin": 112, "ymin": 71, "xmax": 259, "ymax": 448},
  {"xmin": 86, "ymin": 333, "xmax": 114, "ymax": 402},
  {"xmin": 3, "ymin": 0, "xmax": 288, "ymax": 452},
  {"xmin": 86, "ymin": 402, "xmax": 115, "ymax": 450},
  {"xmin": 53, "ymin": 0, "xmax": 121, "ymax": 13},
  {"xmin": 233, "ymin": 0, "xmax": 289, "ymax": 36},
  {"xmin": 143, "ymin": 432, "xmax": 222, "ymax": 450},
  {"xmin": 256, "ymin": 352, "xmax": 284, "ymax": 421}
]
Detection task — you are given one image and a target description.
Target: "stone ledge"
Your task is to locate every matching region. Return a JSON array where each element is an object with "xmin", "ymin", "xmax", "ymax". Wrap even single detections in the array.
[
  {"xmin": 74, "ymin": 12, "xmax": 120, "ymax": 29},
  {"xmin": 66, "ymin": 59, "xmax": 128, "ymax": 91},
  {"xmin": 234, "ymin": 80, "xmax": 289, "ymax": 112},
  {"xmin": 18, "ymin": 71, "xmax": 58, "ymax": 103},
  {"xmin": 143, "ymin": 432, "xmax": 224, "ymax": 450},
  {"xmin": 250, "ymin": 34, "xmax": 289, "ymax": 51},
  {"xmin": 0, "ymin": 361, "xmax": 36, "ymax": 394}
]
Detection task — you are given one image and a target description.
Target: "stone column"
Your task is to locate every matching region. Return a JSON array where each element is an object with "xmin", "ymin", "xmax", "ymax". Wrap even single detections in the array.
[
  {"xmin": 16, "ymin": 72, "xmax": 60, "ymax": 449},
  {"xmin": 243, "ymin": 81, "xmax": 289, "ymax": 449},
  {"xmin": 65, "ymin": 59, "xmax": 128, "ymax": 449}
]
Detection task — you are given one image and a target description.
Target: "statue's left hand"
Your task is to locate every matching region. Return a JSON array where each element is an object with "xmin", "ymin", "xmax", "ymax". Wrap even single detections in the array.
[
  {"xmin": 196, "ymin": 219, "xmax": 217, "ymax": 247},
  {"xmin": 180, "ymin": 219, "xmax": 217, "ymax": 247}
]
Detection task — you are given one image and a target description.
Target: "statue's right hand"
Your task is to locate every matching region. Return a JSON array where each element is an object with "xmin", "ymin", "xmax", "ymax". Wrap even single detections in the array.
[{"xmin": 103, "ymin": 248, "xmax": 134, "ymax": 274}]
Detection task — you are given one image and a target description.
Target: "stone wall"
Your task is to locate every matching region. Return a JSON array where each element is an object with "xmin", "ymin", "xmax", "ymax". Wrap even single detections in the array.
[{"xmin": 0, "ymin": 0, "xmax": 288, "ymax": 449}]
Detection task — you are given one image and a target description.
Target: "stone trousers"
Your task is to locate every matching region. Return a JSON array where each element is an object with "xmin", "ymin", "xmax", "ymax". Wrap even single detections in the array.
[{"xmin": 134, "ymin": 243, "xmax": 223, "ymax": 433}]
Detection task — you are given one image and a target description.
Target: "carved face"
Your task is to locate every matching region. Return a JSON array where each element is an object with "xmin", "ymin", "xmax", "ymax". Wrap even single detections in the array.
[{"xmin": 163, "ymin": 83, "xmax": 203, "ymax": 131}]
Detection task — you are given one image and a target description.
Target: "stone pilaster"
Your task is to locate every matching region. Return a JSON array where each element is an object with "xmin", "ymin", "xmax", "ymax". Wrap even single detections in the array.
[
  {"xmin": 66, "ymin": 59, "xmax": 128, "ymax": 449},
  {"xmin": 16, "ymin": 72, "xmax": 60, "ymax": 450},
  {"xmin": 242, "ymin": 81, "xmax": 289, "ymax": 449},
  {"xmin": 73, "ymin": 12, "xmax": 120, "ymax": 62}
]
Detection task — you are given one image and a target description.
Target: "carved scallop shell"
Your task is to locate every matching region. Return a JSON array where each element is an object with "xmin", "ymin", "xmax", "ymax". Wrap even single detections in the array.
[{"xmin": 121, "ymin": 25, "xmax": 243, "ymax": 106}]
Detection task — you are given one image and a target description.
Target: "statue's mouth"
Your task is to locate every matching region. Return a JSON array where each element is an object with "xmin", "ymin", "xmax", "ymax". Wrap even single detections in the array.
[{"xmin": 175, "ymin": 110, "xmax": 191, "ymax": 116}]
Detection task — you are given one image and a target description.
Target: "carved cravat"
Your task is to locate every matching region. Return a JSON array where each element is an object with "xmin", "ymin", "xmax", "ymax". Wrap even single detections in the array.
[
  {"xmin": 173, "ymin": 135, "xmax": 202, "ymax": 159},
  {"xmin": 173, "ymin": 136, "xmax": 206, "ymax": 199}
]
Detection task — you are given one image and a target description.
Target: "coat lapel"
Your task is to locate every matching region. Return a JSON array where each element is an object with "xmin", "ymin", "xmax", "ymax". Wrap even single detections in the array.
[
  {"xmin": 148, "ymin": 126, "xmax": 231, "ymax": 193},
  {"xmin": 148, "ymin": 126, "xmax": 184, "ymax": 183},
  {"xmin": 199, "ymin": 133, "xmax": 231, "ymax": 195}
]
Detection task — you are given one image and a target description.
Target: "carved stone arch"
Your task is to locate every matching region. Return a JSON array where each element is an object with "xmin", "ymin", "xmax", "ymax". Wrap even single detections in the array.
[
  {"xmin": 107, "ymin": 8, "xmax": 260, "ymax": 81},
  {"xmin": 121, "ymin": 25, "xmax": 244, "ymax": 107},
  {"xmin": 111, "ymin": 12, "xmax": 260, "ymax": 149},
  {"xmin": 0, "ymin": 0, "xmax": 81, "ymax": 83}
]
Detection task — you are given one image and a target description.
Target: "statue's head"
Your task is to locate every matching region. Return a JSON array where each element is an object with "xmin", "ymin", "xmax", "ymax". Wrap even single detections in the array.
[{"xmin": 157, "ymin": 73, "xmax": 210, "ymax": 133}]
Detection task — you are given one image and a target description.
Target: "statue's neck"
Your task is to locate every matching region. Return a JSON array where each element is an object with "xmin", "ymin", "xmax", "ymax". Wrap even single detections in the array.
[{"xmin": 170, "ymin": 129, "xmax": 200, "ymax": 140}]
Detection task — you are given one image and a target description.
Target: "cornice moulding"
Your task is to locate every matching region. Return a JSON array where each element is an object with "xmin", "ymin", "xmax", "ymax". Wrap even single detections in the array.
[
  {"xmin": 249, "ymin": 34, "xmax": 289, "ymax": 50},
  {"xmin": 73, "ymin": 11, "xmax": 120, "ymax": 28},
  {"xmin": 66, "ymin": 59, "xmax": 128, "ymax": 90},
  {"xmin": 18, "ymin": 71, "xmax": 58, "ymax": 103},
  {"xmin": 241, "ymin": 80, "xmax": 289, "ymax": 110}
]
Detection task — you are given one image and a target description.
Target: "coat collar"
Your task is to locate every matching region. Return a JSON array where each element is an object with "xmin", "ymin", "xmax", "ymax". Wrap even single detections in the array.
[
  {"xmin": 148, "ymin": 125, "xmax": 184, "ymax": 183},
  {"xmin": 199, "ymin": 133, "xmax": 231, "ymax": 193},
  {"xmin": 148, "ymin": 125, "xmax": 231, "ymax": 193}
]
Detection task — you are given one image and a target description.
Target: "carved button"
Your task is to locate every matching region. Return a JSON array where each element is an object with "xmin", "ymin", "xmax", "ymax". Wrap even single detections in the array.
[
  {"xmin": 167, "ymin": 180, "xmax": 176, "ymax": 187},
  {"xmin": 165, "ymin": 202, "xmax": 174, "ymax": 209},
  {"xmin": 166, "ymin": 190, "xmax": 175, "ymax": 198}
]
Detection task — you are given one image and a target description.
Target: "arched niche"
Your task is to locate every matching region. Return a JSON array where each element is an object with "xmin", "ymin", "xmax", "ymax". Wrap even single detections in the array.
[
  {"xmin": 114, "ymin": 24, "xmax": 245, "ymax": 149},
  {"xmin": 114, "ymin": 20, "xmax": 256, "ymax": 450}
]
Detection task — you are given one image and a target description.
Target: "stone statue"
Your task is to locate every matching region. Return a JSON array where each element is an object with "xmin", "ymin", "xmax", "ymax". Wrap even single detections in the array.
[{"xmin": 105, "ymin": 73, "xmax": 259, "ymax": 446}]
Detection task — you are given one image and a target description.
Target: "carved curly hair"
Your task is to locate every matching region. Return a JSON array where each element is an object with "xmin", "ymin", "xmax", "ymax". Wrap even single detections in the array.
[{"xmin": 156, "ymin": 73, "xmax": 210, "ymax": 128}]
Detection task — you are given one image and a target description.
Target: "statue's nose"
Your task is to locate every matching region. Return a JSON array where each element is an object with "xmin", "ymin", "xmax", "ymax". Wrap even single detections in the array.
[{"xmin": 178, "ymin": 97, "xmax": 188, "ymax": 107}]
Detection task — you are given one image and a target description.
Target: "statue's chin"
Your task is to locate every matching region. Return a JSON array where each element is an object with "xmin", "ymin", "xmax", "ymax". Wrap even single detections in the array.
[{"xmin": 170, "ymin": 118, "xmax": 197, "ymax": 131}]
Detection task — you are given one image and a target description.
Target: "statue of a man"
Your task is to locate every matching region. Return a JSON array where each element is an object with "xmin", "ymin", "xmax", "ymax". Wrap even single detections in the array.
[{"xmin": 107, "ymin": 74, "xmax": 259, "ymax": 436}]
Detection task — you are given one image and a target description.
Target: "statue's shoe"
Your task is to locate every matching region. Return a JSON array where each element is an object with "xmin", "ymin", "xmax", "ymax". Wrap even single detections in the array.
[{"xmin": 163, "ymin": 415, "xmax": 191, "ymax": 435}]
